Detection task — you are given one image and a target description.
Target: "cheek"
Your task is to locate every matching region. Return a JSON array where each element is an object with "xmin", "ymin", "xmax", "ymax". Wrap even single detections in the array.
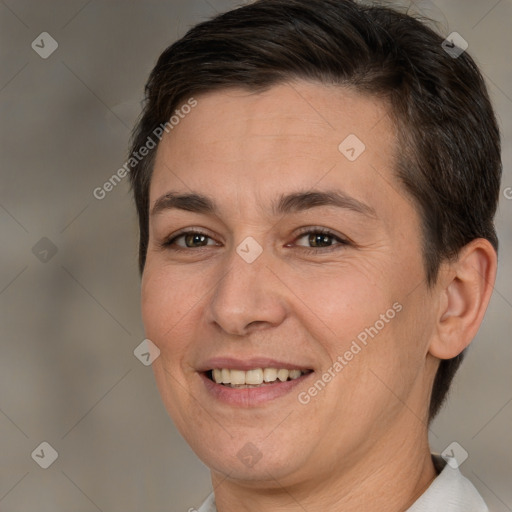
[
  {"xmin": 140, "ymin": 264, "xmax": 199, "ymax": 351},
  {"xmin": 140, "ymin": 266, "xmax": 199, "ymax": 418},
  {"xmin": 288, "ymin": 263, "xmax": 397, "ymax": 347},
  {"xmin": 294, "ymin": 264, "xmax": 423, "ymax": 394}
]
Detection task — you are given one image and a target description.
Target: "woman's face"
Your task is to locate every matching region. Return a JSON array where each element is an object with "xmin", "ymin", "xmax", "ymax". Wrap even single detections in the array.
[{"xmin": 141, "ymin": 81, "xmax": 439, "ymax": 487}]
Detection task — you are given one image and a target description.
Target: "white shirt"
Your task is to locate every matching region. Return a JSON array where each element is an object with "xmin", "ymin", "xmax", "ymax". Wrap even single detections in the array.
[{"xmin": 197, "ymin": 455, "xmax": 488, "ymax": 512}]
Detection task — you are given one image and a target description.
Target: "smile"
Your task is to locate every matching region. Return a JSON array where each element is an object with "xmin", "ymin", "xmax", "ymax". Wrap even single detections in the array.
[{"xmin": 208, "ymin": 368, "xmax": 312, "ymax": 388}]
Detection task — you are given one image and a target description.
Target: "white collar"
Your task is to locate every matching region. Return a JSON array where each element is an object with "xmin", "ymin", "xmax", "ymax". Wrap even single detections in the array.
[{"xmin": 406, "ymin": 454, "xmax": 488, "ymax": 511}]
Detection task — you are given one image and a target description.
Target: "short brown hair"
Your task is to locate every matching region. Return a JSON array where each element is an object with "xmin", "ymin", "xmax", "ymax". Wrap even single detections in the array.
[{"xmin": 129, "ymin": 0, "xmax": 502, "ymax": 421}]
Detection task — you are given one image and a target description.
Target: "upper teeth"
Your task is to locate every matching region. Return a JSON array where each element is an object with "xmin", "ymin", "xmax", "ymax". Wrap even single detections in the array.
[{"xmin": 212, "ymin": 368, "xmax": 306, "ymax": 386}]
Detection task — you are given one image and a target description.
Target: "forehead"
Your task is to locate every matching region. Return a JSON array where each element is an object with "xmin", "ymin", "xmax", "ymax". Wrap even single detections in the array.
[{"xmin": 150, "ymin": 80, "xmax": 409, "ymax": 225}]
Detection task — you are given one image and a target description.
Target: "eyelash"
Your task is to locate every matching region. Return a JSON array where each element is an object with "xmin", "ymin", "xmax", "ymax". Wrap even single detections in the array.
[{"xmin": 161, "ymin": 227, "xmax": 349, "ymax": 255}]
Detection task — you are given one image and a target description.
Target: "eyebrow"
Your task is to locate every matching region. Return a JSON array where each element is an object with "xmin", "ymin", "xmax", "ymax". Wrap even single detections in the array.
[{"xmin": 150, "ymin": 189, "xmax": 377, "ymax": 219}]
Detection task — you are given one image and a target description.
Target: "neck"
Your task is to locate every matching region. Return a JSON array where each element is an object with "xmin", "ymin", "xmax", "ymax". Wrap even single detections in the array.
[{"xmin": 210, "ymin": 428, "xmax": 436, "ymax": 512}]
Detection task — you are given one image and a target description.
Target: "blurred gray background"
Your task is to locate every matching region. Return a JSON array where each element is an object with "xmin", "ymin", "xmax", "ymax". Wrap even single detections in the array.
[{"xmin": 0, "ymin": 0, "xmax": 511, "ymax": 510}]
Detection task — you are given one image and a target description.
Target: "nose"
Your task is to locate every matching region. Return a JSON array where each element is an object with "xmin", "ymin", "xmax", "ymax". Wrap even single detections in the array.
[{"xmin": 206, "ymin": 246, "xmax": 288, "ymax": 336}]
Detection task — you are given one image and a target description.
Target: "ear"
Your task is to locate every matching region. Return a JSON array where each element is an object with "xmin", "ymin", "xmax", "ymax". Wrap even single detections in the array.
[{"xmin": 428, "ymin": 238, "xmax": 497, "ymax": 360}]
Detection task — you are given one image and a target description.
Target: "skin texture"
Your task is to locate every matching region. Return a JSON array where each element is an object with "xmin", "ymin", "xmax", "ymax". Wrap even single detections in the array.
[{"xmin": 141, "ymin": 81, "xmax": 497, "ymax": 511}]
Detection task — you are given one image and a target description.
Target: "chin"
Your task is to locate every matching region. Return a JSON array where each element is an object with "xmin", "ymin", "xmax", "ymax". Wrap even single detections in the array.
[
  {"xmin": 181, "ymin": 427, "xmax": 310, "ymax": 485},
  {"xmin": 205, "ymin": 453, "xmax": 302, "ymax": 486}
]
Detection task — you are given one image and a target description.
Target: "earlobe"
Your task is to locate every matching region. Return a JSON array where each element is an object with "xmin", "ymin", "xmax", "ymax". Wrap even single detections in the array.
[{"xmin": 429, "ymin": 239, "xmax": 497, "ymax": 360}]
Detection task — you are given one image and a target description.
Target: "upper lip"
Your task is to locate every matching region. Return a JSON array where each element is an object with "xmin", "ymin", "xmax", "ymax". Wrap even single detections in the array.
[{"xmin": 197, "ymin": 357, "xmax": 314, "ymax": 372}]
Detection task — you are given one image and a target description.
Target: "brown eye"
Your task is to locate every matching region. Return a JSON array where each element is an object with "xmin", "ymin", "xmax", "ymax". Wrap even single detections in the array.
[
  {"xmin": 294, "ymin": 229, "xmax": 348, "ymax": 250},
  {"xmin": 163, "ymin": 230, "xmax": 218, "ymax": 249},
  {"xmin": 306, "ymin": 233, "xmax": 335, "ymax": 248},
  {"xmin": 182, "ymin": 233, "xmax": 209, "ymax": 248}
]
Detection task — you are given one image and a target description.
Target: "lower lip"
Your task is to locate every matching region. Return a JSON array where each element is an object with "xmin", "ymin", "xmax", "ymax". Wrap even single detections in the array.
[{"xmin": 200, "ymin": 372, "xmax": 313, "ymax": 406}]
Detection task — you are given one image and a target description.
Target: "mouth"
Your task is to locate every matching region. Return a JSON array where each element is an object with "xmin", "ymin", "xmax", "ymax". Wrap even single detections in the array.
[
  {"xmin": 199, "ymin": 363, "xmax": 314, "ymax": 406},
  {"xmin": 197, "ymin": 357, "xmax": 315, "ymax": 406},
  {"xmin": 205, "ymin": 367, "xmax": 313, "ymax": 388}
]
